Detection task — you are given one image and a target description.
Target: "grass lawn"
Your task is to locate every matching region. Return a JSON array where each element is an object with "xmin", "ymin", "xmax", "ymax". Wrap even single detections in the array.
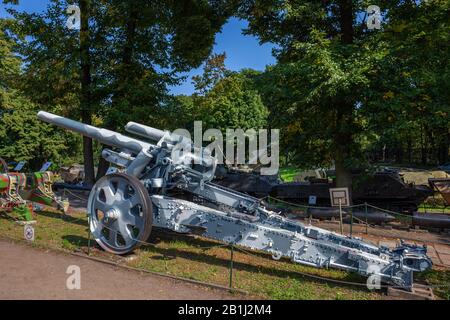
[
  {"xmin": 1, "ymin": 209, "xmax": 449, "ymax": 300},
  {"xmin": 0, "ymin": 209, "xmax": 382, "ymax": 300}
]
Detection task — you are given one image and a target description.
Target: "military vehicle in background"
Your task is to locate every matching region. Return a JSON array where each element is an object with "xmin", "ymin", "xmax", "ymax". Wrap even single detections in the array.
[
  {"xmin": 214, "ymin": 165, "xmax": 280, "ymax": 198},
  {"xmin": 59, "ymin": 164, "xmax": 86, "ymax": 184},
  {"xmin": 214, "ymin": 166, "xmax": 433, "ymax": 214}
]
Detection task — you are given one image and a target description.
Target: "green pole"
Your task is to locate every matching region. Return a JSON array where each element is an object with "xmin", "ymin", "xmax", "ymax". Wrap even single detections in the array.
[{"xmin": 229, "ymin": 244, "xmax": 234, "ymax": 289}]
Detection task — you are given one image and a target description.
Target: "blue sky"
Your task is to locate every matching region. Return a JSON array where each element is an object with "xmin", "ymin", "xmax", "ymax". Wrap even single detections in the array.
[{"xmin": 1, "ymin": 1, "xmax": 276, "ymax": 95}]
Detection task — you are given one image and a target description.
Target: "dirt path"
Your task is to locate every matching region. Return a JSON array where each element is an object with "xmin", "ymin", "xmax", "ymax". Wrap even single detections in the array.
[{"xmin": 0, "ymin": 240, "xmax": 241, "ymax": 300}]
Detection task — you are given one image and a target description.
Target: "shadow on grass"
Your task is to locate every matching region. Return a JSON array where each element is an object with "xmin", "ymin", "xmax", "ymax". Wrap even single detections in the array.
[
  {"xmin": 62, "ymin": 234, "xmax": 91, "ymax": 247},
  {"xmin": 146, "ymin": 229, "xmax": 371, "ymax": 292},
  {"xmin": 0, "ymin": 213, "xmax": 19, "ymax": 223},
  {"xmin": 56, "ymin": 226, "xmax": 371, "ymax": 293},
  {"xmin": 36, "ymin": 210, "xmax": 87, "ymax": 227},
  {"xmin": 146, "ymin": 243, "xmax": 369, "ymax": 292}
]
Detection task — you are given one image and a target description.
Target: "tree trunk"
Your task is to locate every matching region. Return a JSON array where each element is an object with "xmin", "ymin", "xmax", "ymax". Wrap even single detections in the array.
[
  {"xmin": 407, "ymin": 136, "xmax": 412, "ymax": 164},
  {"xmin": 79, "ymin": 0, "xmax": 95, "ymax": 186},
  {"xmin": 395, "ymin": 141, "xmax": 403, "ymax": 164},
  {"xmin": 96, "ymin": 146, "xmax": 109, "ymax": 180},
  {"xmin": 96, "ymin": 5, "xmax": 138, "ymax": 180},
  {"xmin": 333, "ymin": 0, "xmax": 354, "ymax": 200}
]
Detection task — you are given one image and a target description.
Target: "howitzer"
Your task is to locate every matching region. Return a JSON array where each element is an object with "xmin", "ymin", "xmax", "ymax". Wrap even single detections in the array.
[
  {"xmin": 0, "ymin": 173, "xmax": 34, "ymax": 221},
  {"xmin": 0, "ymin": 157, "xmax": 69, "ymax": 214},
  {"xmin": 38, "ymin": 111, "xmax": 432, "ymax": 290},
  {"xmin": 20, "ymin": 171, "xmax": 69, "ymax": 213}
]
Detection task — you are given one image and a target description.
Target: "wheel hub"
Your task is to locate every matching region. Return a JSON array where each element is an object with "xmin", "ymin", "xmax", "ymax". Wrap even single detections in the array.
[{"xmin": 105, "ymin": 208, "xmax": 120, "ymax": 220}]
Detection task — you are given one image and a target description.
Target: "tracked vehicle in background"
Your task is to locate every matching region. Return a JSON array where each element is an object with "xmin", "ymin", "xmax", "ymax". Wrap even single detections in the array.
[{"xmin": 216, "ymin": 167, "xmax": 433, "ymax": 214}]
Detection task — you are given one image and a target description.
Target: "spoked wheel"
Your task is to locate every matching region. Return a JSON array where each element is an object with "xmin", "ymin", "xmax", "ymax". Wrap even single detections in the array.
[{"xmin": 87, "ymin": 173, "xmax": 153, "ymax": 255}]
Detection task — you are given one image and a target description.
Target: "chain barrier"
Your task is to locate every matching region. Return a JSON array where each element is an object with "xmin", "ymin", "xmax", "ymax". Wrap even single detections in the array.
[
  {"xmin": 63, "ymin": 188, "xmax": 89, "ymax": 201},
  {"xmin": 4, "ymin": 186, "xmax": 449, "ymax": 294},
  {"xmin": 266, "ymin": 195, "xmax": 450, "ymax": 242},
  {"xmin": 91, "ymin": 217, "xmax": 448, "ymax": 291},
  {"xmin": 2, "ymin": 207, "xmax": 450, "ymax": 294}
]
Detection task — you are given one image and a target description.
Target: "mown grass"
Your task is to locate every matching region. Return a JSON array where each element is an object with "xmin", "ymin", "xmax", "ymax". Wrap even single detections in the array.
[
  {"xmin": 416, "ymin": 269, "xmax": 450, "ymax": 300},
  {"xmin": 0, "ymin": 209, "xmax": 447, "ymax": 300},
  {"xmin": 0, "ymin": 210, "xmax": 377, "ymax": 300}
]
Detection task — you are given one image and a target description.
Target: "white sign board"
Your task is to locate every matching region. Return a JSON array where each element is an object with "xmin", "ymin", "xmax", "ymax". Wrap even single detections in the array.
[
  {"xmin": 308, "ymin": 195, "xmax": 317, "ymax": 205},
  {"xmin": 24, "ymin": 224, "xmax": 35, "ymax": 242},
  {"xmin": 14, "ymin": 161, "xmax": 26, "ymax": 172},
  {"xmin": 329, "ymin": 188, "xmax": 350, "ymax": 207},
  {"xmin": 39, "ymin": 162, "xmax": 53, "ymax": 172}
]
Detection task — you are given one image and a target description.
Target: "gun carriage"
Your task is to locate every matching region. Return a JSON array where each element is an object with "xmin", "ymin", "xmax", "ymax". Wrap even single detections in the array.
[
  {"xmin": 38, "ymin": 111, "xmax": 433, "ymax": 290},
  {"xmin": 0, "ymin": 157, "xmax": 68, "ymax": 220}
]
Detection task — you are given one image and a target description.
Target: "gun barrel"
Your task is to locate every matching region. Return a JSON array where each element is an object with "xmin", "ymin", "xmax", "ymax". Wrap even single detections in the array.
[
  {"xmin": 37, "ymin": 111, "xmax": 152, "ymax": 154},
  {"xmin": 125, "ymin": 122, "xmax": 166, "ymax": 142}
]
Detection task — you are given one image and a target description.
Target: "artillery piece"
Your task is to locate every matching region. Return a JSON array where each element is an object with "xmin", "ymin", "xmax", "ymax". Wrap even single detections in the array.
[
  {"xmin": 38, "ymin": 111, "xmax": 433, "ymax": 290},
  {"xmin": 0, "ymin": 157, "xmax": 69, "ymax": 215},
  {"xmin": 0, "ymin": 172, "xmax": 34, "ymax": 221}
]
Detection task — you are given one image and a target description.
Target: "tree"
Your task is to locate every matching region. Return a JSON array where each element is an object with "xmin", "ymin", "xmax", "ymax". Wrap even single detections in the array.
[
  {"xmin": 5, "ymin": 0, "xmax": 237, "ymax": 181},
  {"xmin": 172, "ymin": 53, "xmax": 268, "ymax": 132},
  {"xmin": 239, "ymin": 0, "xmax": 449, "ymax": 192},
  {"xmin": 198, "ymin": 72, "xmax": 268, "ymax": 131},
  {"xmin": 364, "ymin": 0, "xmax": 450, "ymax": 165},
  {"xmin": 238, "ymin": 1, "xmax": 383, "ymax": 191},
  {"xmin": 0, "ymin": 19, "xmax": 73, "ymax": 168},
  {"xmin": 192, "ymin": 52, "xmax": 228, "ymax": 94}
]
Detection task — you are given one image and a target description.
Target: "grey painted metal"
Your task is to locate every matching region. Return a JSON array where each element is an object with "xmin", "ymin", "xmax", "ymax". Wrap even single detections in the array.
[
  {"xmin": 39, "ymin": 111, "xmax": 433, "ymax": 290},
  {"xmin": 38, "ymin": 112, "xmax": 152, "ymax": 154},
  {"xmin": 126, "ymin": 121, "xmax": 166, "ymax": 142}
]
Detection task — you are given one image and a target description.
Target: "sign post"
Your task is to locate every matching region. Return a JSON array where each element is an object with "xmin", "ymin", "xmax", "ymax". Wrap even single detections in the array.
[
  {"xmin": 39, "ymin": 161, "xmax": 53, "ymax": 172},
  {"xmin": 24, "ymin": 224, "xmax": 35, "ymax": 242},
  {"xmin": 13, "ymin": 161, "xmax": 26, "ymax": 172},
  {"xmin": 329, "ymin": 188, "xmax": 350, "ymax": 235},
  {"xmin": 308, "ymin": 195, "xmax": 317, "ymax": 206}
]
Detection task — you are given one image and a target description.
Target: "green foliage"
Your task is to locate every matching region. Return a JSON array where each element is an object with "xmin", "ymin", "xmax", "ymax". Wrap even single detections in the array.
[
  {"xmin": 198, "ymin": 72, "xmax": 268, "ymax": 131},
  {"xmin": 0, "ymin": 91, "xmax": 75, "ymax": 169},
  {"xmin": 239, "ymin": 0, "xmax": 450, "ymax": 173},
  {"xmin": 1, "ymin": 0, "xmax": 237, "ymax": 171},
  {"xmin": 0, "ymin": 17, "xmax": 79, "ymax": 169},
  {"xmin": 364, "ymin": 0, "xmax": 450, "ymax": 165},
  {"xmin": 169, "ymin": 54, "xmax": 268, "ymax": 133},
  {"xmin": 279, "ymin": 167, "xmax": 301, "ymax": 182},
  {"xmin": 0, "ymin": 0, "xmax": 448, "ymax": 176},
  {"xmin": 192, "ymin": 52, "xmax": 229, "ymax": 94}
]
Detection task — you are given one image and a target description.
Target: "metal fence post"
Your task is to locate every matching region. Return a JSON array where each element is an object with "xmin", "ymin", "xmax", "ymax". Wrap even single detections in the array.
[
  {"xmin": 350, "ymin": 209, "xmax": 353, "ymax": 237},
  {"xmin": 86, "ymin": 215, "xmax": 93, "ymax": 256},
  {"xmin": 229, "ymin": 244, "xmax": 234, "ymax": 290},
  {"xmin": 87, "ymin": 228, "xmax": 91, "ymax": 256},
  {"xmin": 365, "ymin": 203, "xmax": 368, "ymax": 234}
]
